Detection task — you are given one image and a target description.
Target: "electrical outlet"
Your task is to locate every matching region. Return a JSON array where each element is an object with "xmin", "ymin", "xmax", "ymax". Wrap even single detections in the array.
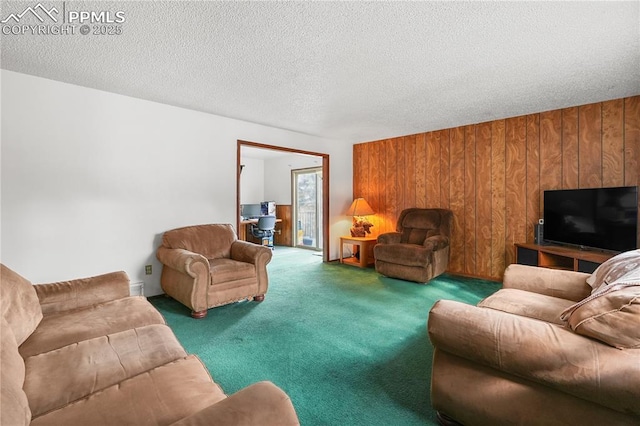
[{"xmin": 145, "ymin": 265, "xmax": 152, "ymax": 275}]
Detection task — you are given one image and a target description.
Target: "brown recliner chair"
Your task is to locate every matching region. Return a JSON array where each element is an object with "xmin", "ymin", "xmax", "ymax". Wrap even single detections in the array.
[
  {"xmin": 374, "ymin": 208, "xmax": 453, "ymax": 283},
  {"xmin": 156, "ymin": 224, "xmax": 273, "ymax": 318}
]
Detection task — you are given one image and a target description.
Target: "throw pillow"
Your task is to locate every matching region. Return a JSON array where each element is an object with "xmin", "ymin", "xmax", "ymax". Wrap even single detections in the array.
[
  {"xmin": 563, "ymin": 284, "xmax": 640, "ymax": 349},
  {"xmin": 560, "ymin": 249, "xmax": 640, "ymax": 349},
  {"xmin": 585, "ymin": 249, "xmax": 640, "ymax": 293}
]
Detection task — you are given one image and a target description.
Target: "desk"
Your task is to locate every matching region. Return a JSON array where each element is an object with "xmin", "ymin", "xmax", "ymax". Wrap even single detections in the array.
[
  {"xmin": 339, "ymin": 236, "xmax": 377, "ymax": 268},
  {"xmin": 238, "ymin": 218, "xmax": 282, "ymax": 241}
]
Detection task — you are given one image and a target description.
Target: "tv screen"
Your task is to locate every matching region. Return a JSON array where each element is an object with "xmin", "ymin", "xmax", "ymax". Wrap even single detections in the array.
[{"xmin": 543, "ymin": 186, "xmax": 638, "ymax": 253}]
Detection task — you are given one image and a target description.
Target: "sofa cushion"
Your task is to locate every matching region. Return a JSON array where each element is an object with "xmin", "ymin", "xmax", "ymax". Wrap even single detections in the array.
[
  {"xmin": 34, "ymin": 271, "xmax": 130, "ymax": 315},
  {"xmin": 401, "ymin": 209, "xmax": 440, "ymax": 231},
  {"xmin": 30, "ymin": 355, "xmax": 227, "ymax": 426},
  {"xmin": 19, "ymin": 296, "xmax": 165, "ymax": 358},
  {"xmin": 163, "ymin": 224, "xmax": 236, "ymax": 260},
  {"xmin": 564, "ymin": 285, "xmax": 640, "ymax": 349},
  {"xmin": 1, "ymin": 316, "xmax": 31, "ymax": 426},
  {"xmin": 1, "ymin": 264, "xmax": 43, "ymax": 345},
  {"xmin": 374, "ymin": 243, "xmax": 431, "ymax": 267},
  {"xmin": 209, "ymin": 258, "xmax": 256, "ymax": 285},
  {"xmin": 586, "ymin": 249, "xmax": 640, "ymax": 293},
  {"xmin": 25, "ymin": 324, "xmax": 188, "ymax": 417},
  {"xmin": 479, "ymin": 288, "xmax": 575, "ymax": 325},
  {"xmin": 399, "ymin": 210, "xmax": 442, "ymax": 244},
  {"xmin": 402, "ymin": 227, "xmax": 428, "ymax": 245},
  {"xmin": 170, "ymin": 381, "xmax": 300, "ymax": 426}
]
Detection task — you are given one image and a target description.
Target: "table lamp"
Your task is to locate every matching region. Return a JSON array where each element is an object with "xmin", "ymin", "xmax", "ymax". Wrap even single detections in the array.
[{"xmin": 346, "ymin": 198, "xmax": 374, "ymax": 237}]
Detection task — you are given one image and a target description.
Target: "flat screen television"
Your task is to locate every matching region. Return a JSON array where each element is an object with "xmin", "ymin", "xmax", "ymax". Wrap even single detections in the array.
[{"xmin": 543, "ymin": 186, "xmax": 638, "ymax": 253}]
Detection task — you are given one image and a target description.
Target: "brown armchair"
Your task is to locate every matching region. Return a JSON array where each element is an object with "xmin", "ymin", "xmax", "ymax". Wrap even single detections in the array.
[
  {"xmin": 373, "ymin": 208, "xmax": 453, "ymax": 283},
  {"xmin": 156, "ymin": 224, "xmax": 273, "ymax": 318}
]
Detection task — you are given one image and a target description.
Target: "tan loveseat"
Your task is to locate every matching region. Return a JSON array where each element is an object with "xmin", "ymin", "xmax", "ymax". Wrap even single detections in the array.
[
  {"xmin": 0, "ymin": 264, "xmax": 299, "ymax": 426},
  {"xmin": 157, "ymin": 224, "xmax": 272, "ymax": 318},
  {"xmin": 428, "ymin": 256, "xmax": 640, "ymax": 425}
]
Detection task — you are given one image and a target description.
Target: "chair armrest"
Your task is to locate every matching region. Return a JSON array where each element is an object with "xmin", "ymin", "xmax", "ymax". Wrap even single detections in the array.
[
  {"xmin": 503, "ymin": 264, "xmax": 591, "ymax": 302},
  {"xmin": 230, "ymin": 240, "xmax": 273, "ymax": 266},
  {"xmin": 428, "ymin": 299, "xmax": 640, "ymax": 416},
  {"xmin": 423, "ymin": 235, "xmax": 449, "ymax": 250},
  {"xmin": 377, "ymin": 232, "xmax": 401, "ymax": 244},
  {"xmin": 169, "ymin": 381, "xmax": 299, "ymax": 426},
  {"xmin": 157, "ymin": 246, "xmax": 210, "ymax": 277},
  {"xmin": 34, "ymin": 271, "xmax": 130, "ymax": 315}
]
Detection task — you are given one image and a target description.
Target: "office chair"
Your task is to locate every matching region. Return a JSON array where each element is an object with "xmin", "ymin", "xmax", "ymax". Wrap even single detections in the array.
[{"xmin": 251, "ymin": 215, "xmax": 277, "ymax": 249}]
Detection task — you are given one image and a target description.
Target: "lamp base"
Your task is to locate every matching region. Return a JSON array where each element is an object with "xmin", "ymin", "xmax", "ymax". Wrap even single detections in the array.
[
  {"xmin": 350, "ymin": 227, "xmax": 366, "ymax": 237},
  {"xmin": 350, "ymin": 216, "xmax": 373, "ymax": 237}
]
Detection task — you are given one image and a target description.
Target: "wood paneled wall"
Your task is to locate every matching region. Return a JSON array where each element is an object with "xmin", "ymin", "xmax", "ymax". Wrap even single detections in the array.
[
  {"xmin": 274, "ymin": 205, "xmax": 292, "ymax": 246},
  {"xmin": 353, "ymin": 96, "xmax": 640, "ymax": 280}
]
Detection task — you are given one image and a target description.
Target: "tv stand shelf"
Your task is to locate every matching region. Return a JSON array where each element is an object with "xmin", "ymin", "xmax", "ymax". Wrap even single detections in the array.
[{"xmin": 515, "ymin": 243, "xmax": 614, "ymax": 274}]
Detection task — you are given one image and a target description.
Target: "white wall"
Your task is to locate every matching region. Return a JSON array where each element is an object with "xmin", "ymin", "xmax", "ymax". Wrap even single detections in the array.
[
  {"xmin": 1, "ymin": 70, "xmax": 353, "ymax": 296},
  {"xmin": 239, "ymin": 157, "xmax": 264, "ymax": 204},
  {"xmin": 263, "ymin": 154, "xmax": 321, "ymax": 204},
  {"xmin": 240, "ymin": 152, "xmax": 320, "ymax": 206}
]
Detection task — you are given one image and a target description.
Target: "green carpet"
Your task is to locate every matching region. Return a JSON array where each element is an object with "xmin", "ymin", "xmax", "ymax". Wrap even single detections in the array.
[{"xmin": 150, "ymin": 247, "xmax": 501, "ymax": 425}]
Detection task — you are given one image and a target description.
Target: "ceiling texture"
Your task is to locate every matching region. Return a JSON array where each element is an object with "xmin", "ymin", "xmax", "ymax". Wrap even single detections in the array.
[{"xmin": 2, "ymin": 1, "xmax": 639, "ymax": 143}]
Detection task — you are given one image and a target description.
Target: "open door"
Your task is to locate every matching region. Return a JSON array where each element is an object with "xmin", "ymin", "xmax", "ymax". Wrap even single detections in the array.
[
  {"xmin": 293, "ymin": 167, "xmax": 323, "ymax": 250},
  {"xmin": 237, "ymin": 140, "xmax": 329, "ymax": 262}
]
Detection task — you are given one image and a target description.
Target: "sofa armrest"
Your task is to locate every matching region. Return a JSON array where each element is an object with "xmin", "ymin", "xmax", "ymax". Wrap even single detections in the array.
[
  {"xmin": 423, "ymin": 235, "xmax": 449, "ymax": 251},
  {"xmin": 230, "ymin": 240, "xmax": 273, "ymax": 266},
  {"xmin": 503, "ymin": 264, "xmax": 591, "ymax": 302},
  {"xmin": 428, "ymin": 299, "xmax": 640, "ymax": 416},
  {"xmin": 377, "ymin": 232, "xmax": 401, "ymax": 244},
  {"xmin": 157, "ymin": 247, "xmax": 211, "ymax": 312},
  {"xmin": 169, "ymin": 381, "xmax": 299, "ymax": 426},
  {"xmin": 34, "ymin": 271, "xmax": 130, "ymax": 315},
  {"xmin": 157, "ymin": 247, "xmax": 210, "ymax": 277}
]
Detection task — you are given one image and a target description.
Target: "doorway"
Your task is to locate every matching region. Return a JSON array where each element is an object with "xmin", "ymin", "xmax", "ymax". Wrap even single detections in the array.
[
  {"xmin": 293, "ymin": 167, "xmax": 323, "ymax": 250},
  {"xmin": 237, "ymin": 140, "xmax": 329, "ymax": 262}
]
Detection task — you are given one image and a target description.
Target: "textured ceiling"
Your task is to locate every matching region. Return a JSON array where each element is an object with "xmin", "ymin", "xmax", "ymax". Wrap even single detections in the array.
[{"xmin": 2, "ymin": 1, "xmax": 639, "ymax": 143}]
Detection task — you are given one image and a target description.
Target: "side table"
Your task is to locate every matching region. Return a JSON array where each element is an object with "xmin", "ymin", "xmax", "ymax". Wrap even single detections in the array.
[{"xmin": 339, "ymin": 236, "xmax": 377, "ymax": 268}]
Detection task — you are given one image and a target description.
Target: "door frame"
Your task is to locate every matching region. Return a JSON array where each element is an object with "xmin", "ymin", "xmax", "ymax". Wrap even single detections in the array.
[{"xmin": 237, "ymin": 140, "xmax": 330, "ymax": 262}]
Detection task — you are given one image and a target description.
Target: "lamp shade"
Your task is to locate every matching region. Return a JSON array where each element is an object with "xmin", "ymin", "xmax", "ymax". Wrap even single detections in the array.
[{"xmin": 346, "ymin": 198, "xmax": 374, "ymax": 216}]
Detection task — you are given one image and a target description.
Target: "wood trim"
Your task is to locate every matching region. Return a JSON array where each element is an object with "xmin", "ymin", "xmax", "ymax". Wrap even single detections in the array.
[{"xmin": 237, "ymin": 140, "xmax": 330, "ymax": 262}]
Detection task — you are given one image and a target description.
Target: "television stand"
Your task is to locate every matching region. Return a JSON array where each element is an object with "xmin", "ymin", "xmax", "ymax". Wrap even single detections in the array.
[{"xmin": 514, "ymin": 243, "xmax": 615, "ymax": 274}]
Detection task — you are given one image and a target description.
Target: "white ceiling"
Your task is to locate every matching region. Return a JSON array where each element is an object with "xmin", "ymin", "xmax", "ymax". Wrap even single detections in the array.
[{"xmin": 2, "ymin": 1, "xmax": 639, "ymax": 143}]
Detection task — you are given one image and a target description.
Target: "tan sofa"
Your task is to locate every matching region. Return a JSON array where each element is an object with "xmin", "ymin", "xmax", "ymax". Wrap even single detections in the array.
[
  {"xmin": 157, "ymin": 224, "xmax": 272, "ymax": 318},
  {"xmin": 428, "ymin": 260, "xmax": 640, "ymax": 425},
  {"xmin": 374, "ymin": 208, "xmax": 452, "ymax": 283},
  {"xmin": 0, "ymin": 264, "xmax": 299, "ymax": 426}
]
